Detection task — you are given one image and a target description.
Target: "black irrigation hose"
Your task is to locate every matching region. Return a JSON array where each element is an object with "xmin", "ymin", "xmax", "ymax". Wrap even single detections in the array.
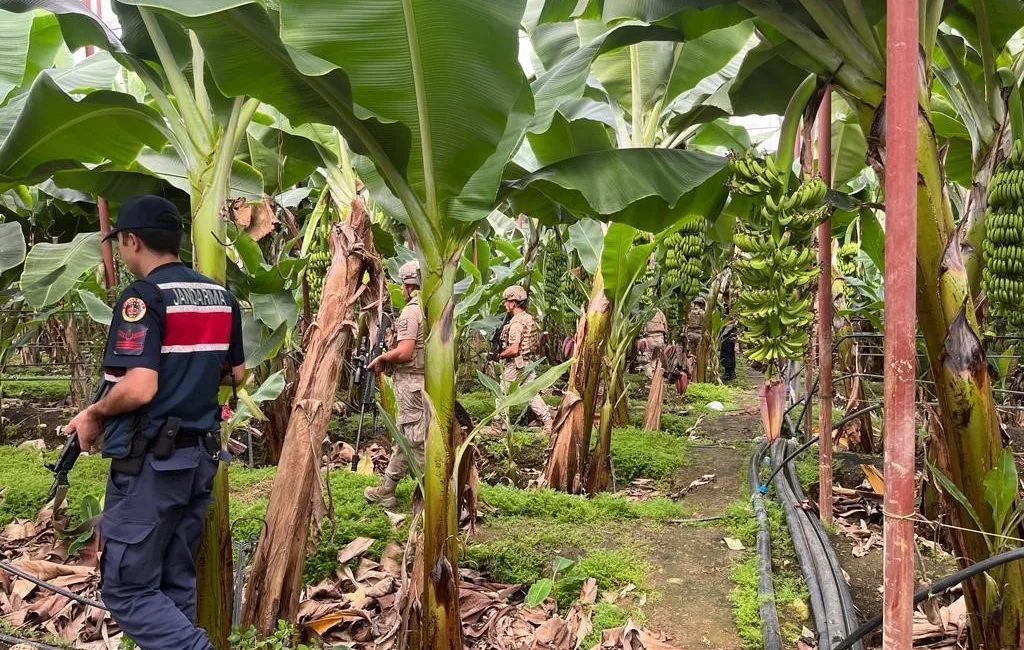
[
  {"xmin": 771, "ymin": 443, "xmax": 833, "ymax": 649},
  {"xmin": 749, "ymin": 441, "xmax": 783, "ymax": 650},
  {"xmin": 0, "ymin": 559, "xmax": 106, "ymax": 611},
  {"xmin": 781, "ymin": 442, "xmax": 862, "ymax": 650},
  {"xmin": 759, "ymin": 404, "xmax": 884, "ymax": 494},
  {"xmin": 832, "ymin": 546, "xmax": 1024, "ymax": 650},
  {"xmin": 0, "ymin": 632, "xmax": 68, "ymax": 650}
]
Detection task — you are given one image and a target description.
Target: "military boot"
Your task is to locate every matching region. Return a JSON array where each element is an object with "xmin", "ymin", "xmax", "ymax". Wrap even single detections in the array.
[{"xmin": 364, "ymin": 475, "xmax": 399, "ymax": 509}]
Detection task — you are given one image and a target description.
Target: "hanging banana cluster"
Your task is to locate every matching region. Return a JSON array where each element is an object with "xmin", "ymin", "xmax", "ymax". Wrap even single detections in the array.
[
  {"xmin": 983, "ymin": 139, "xmax": 1024, "ymax": 326},
  {"xmin": 307, "ymin": 249, "xmax": 331, "ymax": 308},
  {"xmin": 658, "ymin": 215, "xmax": 705, "ymax": 300},
  {"xmin": 836, "ymin": 241, "xmax": 860, "ymax": 278},
  {"xmin": 729, "ymin": 150, "xmax": 827, "ymax": 371}
]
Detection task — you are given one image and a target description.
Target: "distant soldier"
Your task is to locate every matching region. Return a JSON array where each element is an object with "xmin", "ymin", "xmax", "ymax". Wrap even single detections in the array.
[
  {"xmin": 496, "ymin": 285, "xmax": 553, "ymax": 432},
  {"xmin": 720, "ymin": 322, "xmax": 738, "ymax": 382},
  {"xmin": 364, "ymin": 260, "xmax": 426, "ymax": 509},
  {"xmin": 636, "ymin": 308, "xmax": 668, "ymax": 379}
]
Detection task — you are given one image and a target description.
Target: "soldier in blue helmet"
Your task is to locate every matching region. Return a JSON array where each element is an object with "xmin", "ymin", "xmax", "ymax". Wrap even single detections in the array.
[{"xmin": 62, "ymin": 195, "xmax": 246, "ymax": 650}]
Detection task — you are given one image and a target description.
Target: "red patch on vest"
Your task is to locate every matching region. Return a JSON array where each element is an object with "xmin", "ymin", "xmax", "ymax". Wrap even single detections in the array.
[{"xmin": 113, "ymin": 323, "xmax": 148, "ymax": 356}]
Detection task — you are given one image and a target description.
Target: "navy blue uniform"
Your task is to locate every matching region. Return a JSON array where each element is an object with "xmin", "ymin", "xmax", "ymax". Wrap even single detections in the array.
[{"xmin": 98, "ymin": 262, "xmax": 243, "ymax": 650}]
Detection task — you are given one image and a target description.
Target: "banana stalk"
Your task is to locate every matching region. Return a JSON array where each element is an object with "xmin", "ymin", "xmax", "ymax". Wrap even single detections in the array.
[{"xmin": 544, "ymin": 272, "xmax": 613, "ymax": 492}]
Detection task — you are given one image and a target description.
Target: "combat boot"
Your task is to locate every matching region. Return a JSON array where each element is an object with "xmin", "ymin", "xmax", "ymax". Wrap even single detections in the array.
[{"xmin": 364, "ymin": 475, "xmax": 399, "ymax": 509}]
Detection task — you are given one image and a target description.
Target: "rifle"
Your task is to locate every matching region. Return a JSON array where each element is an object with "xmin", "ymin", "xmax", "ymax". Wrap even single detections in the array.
[
  {"xmin": 488, "ymin": 312, "xmax": 512, "ymax": 362},
  {"xmin": 351, "ymin": 311, "xmax": 392, "ymax": 471},
  {"xmin": 46, "ymin": 380, "xmax": 112, "ymax": 503}
]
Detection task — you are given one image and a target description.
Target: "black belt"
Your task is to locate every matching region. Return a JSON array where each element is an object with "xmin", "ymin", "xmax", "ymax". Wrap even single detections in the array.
[{"xmin": 173, "ymin": 431, "xmax": 215, "ymax": 449}]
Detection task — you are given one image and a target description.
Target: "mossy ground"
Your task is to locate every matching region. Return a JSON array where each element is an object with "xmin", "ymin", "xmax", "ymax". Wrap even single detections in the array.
[
  {"xmin": 720, "ymin": 496, "xmax": 810, "ymax": 648},
  {"xmin": 0, "ymin": 377, "xmax": 72, "ymax": 401}
]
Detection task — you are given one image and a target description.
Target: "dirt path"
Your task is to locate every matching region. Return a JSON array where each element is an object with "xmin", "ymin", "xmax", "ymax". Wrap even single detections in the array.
[{"xmin": 641, "ymin": 402, "xmax": 760, "ymax": 650}]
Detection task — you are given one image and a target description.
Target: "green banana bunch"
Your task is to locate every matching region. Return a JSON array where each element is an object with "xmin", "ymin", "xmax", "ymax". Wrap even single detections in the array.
[
  {"xmin": 984, "ymin": 139, "xmax": 1024, "ymax": 326},
  {"xmin": 307, "ymin": 249, "xmax": 331, "ymax": 308},
  {"xmin": 657, "ymin": 215, "xmax": 705, "ymax": 302},
  {"xmin": 729, "ymin": 149, "xmax": 827, "ymax": 371}
]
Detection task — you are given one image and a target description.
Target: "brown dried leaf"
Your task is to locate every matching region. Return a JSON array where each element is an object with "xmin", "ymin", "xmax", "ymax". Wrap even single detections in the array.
[{"xmin": 337, "ymin": 537, "xmax": 375, "ymax": 565}]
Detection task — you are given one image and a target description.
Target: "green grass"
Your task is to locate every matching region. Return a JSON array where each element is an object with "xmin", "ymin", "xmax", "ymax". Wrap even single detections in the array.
[
  {"xmin": 729, "ymin": 555, "xmax": 809, "ymax": 649},
  {"xmin": 719, "ymin": 498, "xmax": 808, "ymax": 648},
  {"xmin": 0, "ymin": 377, "xmax": 71, "ymax": 401},
  {"xmin": 683, "ymin": 382, "xmax": 741, "ymax": 411},
  {"xmin": 0, "ymin": 447, "xmax": 409, "ymax": 585},
  {"xmin": 608, "ymin": 426, "xmax": 690, "ymax": 481},
  {"xmin": 0, "ymin": 447, "xmax": 108, "ymax": 527},
  {"xmin": 582, "ymin": 602, "xmax": 646, "ymax": 648},
  {"xmin": 479, "ymin": 483, "xmax": 686, "ymax": 524},
  {"xmin": 658, "ymin": 412, "xmax": 699, "ymax": 437},
  {"xmin": 459, "ymin": 390, "xmax": 497, "ymax": 424},
  {"xmin": 465, "ymin": 518, "xmax": 650, "ymax": 599}
]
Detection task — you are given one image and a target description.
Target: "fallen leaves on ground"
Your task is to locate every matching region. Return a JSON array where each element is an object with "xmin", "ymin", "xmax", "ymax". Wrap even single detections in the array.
[{"xmin": 0, "ymin": 509, "xmax": 118, "ymax": 649}]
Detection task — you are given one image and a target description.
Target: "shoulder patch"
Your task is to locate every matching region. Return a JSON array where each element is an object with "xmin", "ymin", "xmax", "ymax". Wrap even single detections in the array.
[
  {"xmin": 121, "ymin": 296, "xmax": 147, "ymax": 322},
  {"xmin": 396, "ymin": 318, "xmax": 409, "ymax": 333},
  {"xmin": 113, "ymin": 323, "xmax": 148, "ymax": 356}
]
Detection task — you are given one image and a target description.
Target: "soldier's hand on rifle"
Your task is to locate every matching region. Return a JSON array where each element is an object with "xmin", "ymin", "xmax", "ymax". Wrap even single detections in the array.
[
  {"xmin": 64, "ymin": 407, "xmax": 103, "ymax": 452},
  {"xmin": 366, "ymin": 355, "xmax": 383, "ymax": 374}
]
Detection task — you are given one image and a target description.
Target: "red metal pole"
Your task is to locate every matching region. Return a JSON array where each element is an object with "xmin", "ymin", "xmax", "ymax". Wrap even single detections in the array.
[
  {"xmin": 82, "ymin": 0, "xmax": 95, "ymax": 56},
  {"xmin": 97, "ymin": 197, "xmax": 117, "ymax": 289},
  {"xmin": 83, "ymin": 0, "xmax": 117, "ymax": 290},
  {"xmin": 883, "ymin": 1, "xmax": 918, "ymax": 648},
  {"xmin": 817, "ymin": 87, "xmax": 834, "ymax": 526}
]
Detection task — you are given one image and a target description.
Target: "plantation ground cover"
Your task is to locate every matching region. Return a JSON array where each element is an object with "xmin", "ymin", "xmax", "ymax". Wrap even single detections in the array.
[{"xmin": 0, "ymin": 377, "xmax": 818, "ymax": 649}]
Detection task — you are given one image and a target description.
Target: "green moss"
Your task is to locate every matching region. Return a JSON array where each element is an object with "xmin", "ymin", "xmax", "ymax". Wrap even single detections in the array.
[
  {"xmin": 543, "ymin": 394, "xmax": 562, "ymax": 407},
  {"xmin": 683, "ymin": 382, "xmax": 740, "ymax": 411},
  {"xmin": 722, "ymin": 498, "xmax": 808, "ymax": 648},
  {"xmin": 582, "ymin": 602, "xmax": 646, "ymax": 648},
  {"xmin": 0, "ymin": 447, "xmax": 108, "ymax": 527},
  {"xmin": 608, "ymin": 426, "xmax": 690, "ymax": 481},
  {"xmin": 478, "ymin": 483, "xmax": 686, "ymax": 523},
  {"xmin": 459, "ymin": 390, "xmax": 497, "ymax": 424},
  {"xmin": 729, "ymin": 555, "xmax": 808, "ymax": 649},
  {"xmin": 658, "ymin": 412, "xmax": 699, "ymax": 437},
  {"xmin": 465, "ymin": 519, "xmax": 586, "ymax": 585},
  {"xmin": 0, "ymin": 378, "xmax": 71, "ymax": 401}
]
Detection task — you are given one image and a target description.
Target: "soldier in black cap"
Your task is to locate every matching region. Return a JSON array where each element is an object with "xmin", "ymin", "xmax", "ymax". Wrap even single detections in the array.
[{"xmin": 63, "ymin": 195, "xmax": 245, "ymax": 650}]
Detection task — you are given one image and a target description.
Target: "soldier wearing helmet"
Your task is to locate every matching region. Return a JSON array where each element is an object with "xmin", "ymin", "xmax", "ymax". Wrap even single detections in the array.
[
  {"xmin": 364, "ymin": 260, "xmax": 426, "ymax": 509},
  {"xmin": 495, "ymin": 285, "xmax": 553, "ymax": 432}
]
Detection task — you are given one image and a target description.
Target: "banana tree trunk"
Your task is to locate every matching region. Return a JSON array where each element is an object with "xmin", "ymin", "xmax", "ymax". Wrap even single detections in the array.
[
  {"xmin": 836, "ymin": 318, "xmax": 874, "ymax": 452},
  {"xmin": 420, "ymin": 259, "xmax": 462, "ymax": 649},
  {"xmin": 643, "ymin": 359, "xmax": 664, "ymax": 431},
  {"xmin": 586, "ymin": 391, "xmax": 616, "ymax": 495},
  {"xmin": 610, "ymin": 374, "xmax": 629, "ymax": 427},
  {"xmin": 242, "ymin": 199, "xmax": 378, "ymax": 632},
  {"xmin": 191, "ymin": 164, "xmax": 234, "ymax": 649},
  {"xmin": 910, "ymin": 114, "xmax": 1024, "ymax": 647},
  {"xmin": 694, "ymin": 276, "xmax": 723, "ymax": 383},
  {"xmin": 543, "ymin": 272, "xmax": 611, "ymax": 493}
]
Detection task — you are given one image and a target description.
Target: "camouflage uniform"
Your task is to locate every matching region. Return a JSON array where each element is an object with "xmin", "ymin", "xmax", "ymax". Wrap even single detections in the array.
[
  {"xmin": 365, "ymin": 261, "xmax": 426, "ymax": 509},
  {"xmin": 637, "ymin": 309, "xmax": 668, "ymax": 379},
  {"xmin": 499, "ymin": 287, "xmax": 553, "ymax": 430},
  {"xmin": 386, "ymin": 294, "xmax": 426, "ymax": 480},
  {"xmin": 685, "ymin": 301, "xmax": 705, "ymax": 377}
]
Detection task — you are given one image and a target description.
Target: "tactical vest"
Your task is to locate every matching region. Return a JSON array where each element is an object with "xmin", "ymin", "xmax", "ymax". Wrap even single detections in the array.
[
  {"xmin": 100, "ymin": 263, "xmax": 239, "ymax": 459},
  {"xmin": 392, "ymin": 295, "xmax": 425, "ymax": 375},
  {"xmin": 503, "ymin": 311, "xmax": 539, "ymax": 360}
]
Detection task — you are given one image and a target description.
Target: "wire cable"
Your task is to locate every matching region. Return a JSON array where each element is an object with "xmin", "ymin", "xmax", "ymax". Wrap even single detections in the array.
[{"xmin": 0, "ymin": 559, "xmax": 107, "ymax": 610}]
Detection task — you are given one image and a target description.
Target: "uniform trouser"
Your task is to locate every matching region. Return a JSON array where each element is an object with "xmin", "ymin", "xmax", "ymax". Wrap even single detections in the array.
[
  {"xmin": 99, "ymin": 445, "xmax": 218, "ymax": 650},
  {"xmin": 720, "ymin": 337, "xmax": 737, "ymax": 379},
  {"xmin": 638, "ymin": 334, "xmax": 666, "ymax": 379},
  {"xmin": 500, "ymin": 362, "xmax": 552, "ymax": 426},
  {"xmin": 385, "ymin": 372, "xmax": 427, "ymax": 482}
]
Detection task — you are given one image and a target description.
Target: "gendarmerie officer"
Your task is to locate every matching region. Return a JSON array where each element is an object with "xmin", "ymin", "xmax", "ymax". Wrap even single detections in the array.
[{"xmin": 63, "ymin": 195, "xmax": 245, "ymax": 650}]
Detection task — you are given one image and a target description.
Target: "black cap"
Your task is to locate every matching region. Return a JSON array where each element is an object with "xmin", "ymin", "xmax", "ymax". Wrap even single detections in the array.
[{"xmin": 104, "ymin": 195, "xmax": 183, "ymax": 241}]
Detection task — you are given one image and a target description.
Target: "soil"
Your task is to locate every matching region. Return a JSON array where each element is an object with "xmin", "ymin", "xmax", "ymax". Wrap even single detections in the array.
[
  {"xmin": 643, "ymin": 406, "xmax": 762, "ymax": 649},
  {"xmin": 0, "ymin": 399, "xmax": 72, "ymax": 447}
]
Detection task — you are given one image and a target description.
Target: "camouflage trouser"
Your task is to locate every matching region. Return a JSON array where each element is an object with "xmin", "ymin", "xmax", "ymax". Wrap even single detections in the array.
[
  {"xmin": 638, "ymin": 333, "xmax": 666, "ymax": 379},
  {"xmin": 500, "ymin": 361, "xmax": 553, "ymax": 428},
  {"xmin": 384, "ymin": 372, "xmax": 427, "ymax": 481}
]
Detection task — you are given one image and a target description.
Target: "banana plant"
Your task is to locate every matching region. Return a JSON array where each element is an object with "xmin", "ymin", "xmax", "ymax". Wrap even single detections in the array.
[
  {"xmin": 0, "ymin": 0, "xmax": 275, "ymax": 641},
  {"xmin": 724, "ymin": 0, "xmax": 1024, "ymax": 643}
]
